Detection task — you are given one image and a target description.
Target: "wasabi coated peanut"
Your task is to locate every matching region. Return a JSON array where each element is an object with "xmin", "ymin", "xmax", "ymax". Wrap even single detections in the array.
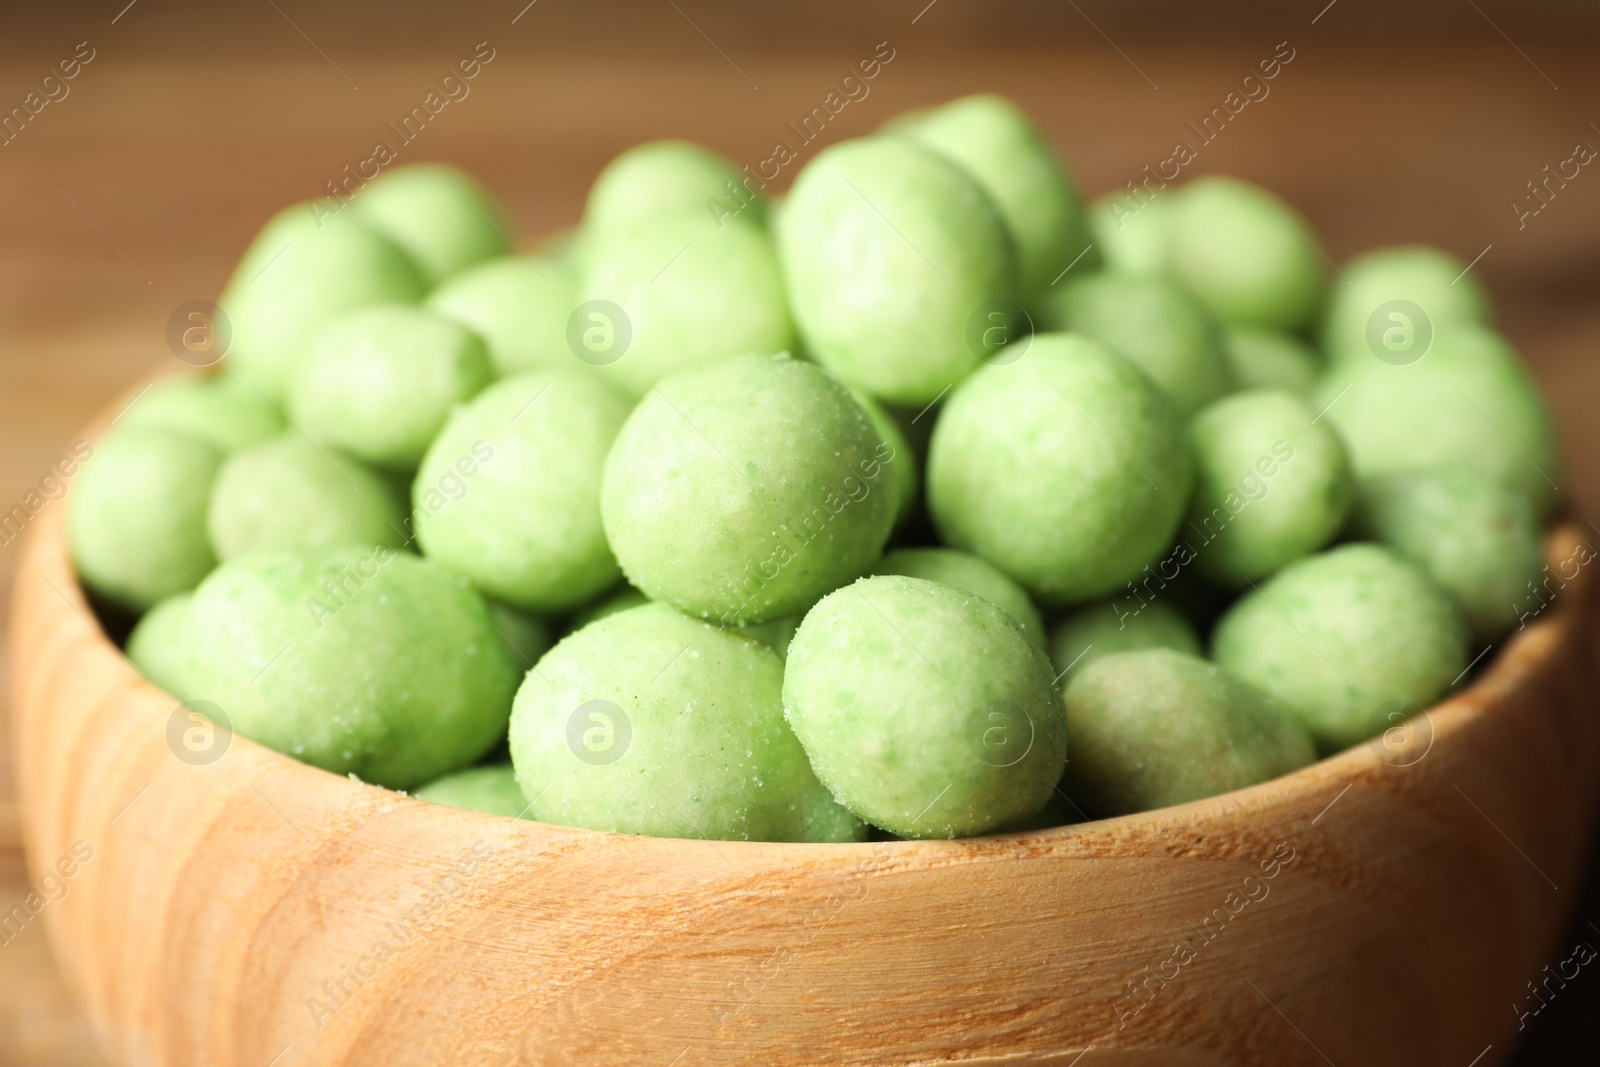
[
  {"xmin": 579, "ymin": 216, "xmax": 795, "ymax": 398},
  {"xmin": 1168, "ymin": 176, "xmax": 1325, "ymax": 331},
  {"xmin": 1186, "ymin": 389, "xmax": 1353, "ymax": 586},
  {"xmin": 926, "ymin": 334, "xmax": 1194, "ymax": 604},
  {"xmin": 844, "ymin": 384, "xmax": 918, "ymax": 529},
  {"xmin": 120, "ymin": 374, "xmax": 283, "ymax": 454},
  {"xmin": 69, "ymin": 426, "xmax": 222, "ymax": 611},
  {"xmin": 1088, "ymin": 191, "xmax": 1172, "ymax": 277},
  {"xmin": 1353, "ymin": 468, "xmax": 1544, "ymax": 642},
  {"xmin": 1048, "ymin": 599, "xmax": 1201, "ymax": 679},
  {"xmin": 896, "ymin": 94, "xmax": 1096, "ymax": 299},
  {"xmin": 289, "ymin": 305, "xmax": 492, "ymax": 469},
  {"xmin": 585, "ymin": 140, "xmax": 766, "ymax": 240},
  {"xmin": 1311, "ymin": 323, "xmax": 1561, "ymax": 516},
  {"xmin": 207, "ymin": 433, "xmax": 407, "ymax": 561},
  {"xmin": 783, "ymin": 576, "xmax": 1067, "ymax": 838},
  {"xmin": 487, "ymin": 600, "xmax": 554, "ymax": 674},
  {"xmin": 427, "ymin": 255, "xmax": 578, "ymax": 377},
  {"xmin": 873, "ymin": 547, "xmax": 1045, "ymax": 649},
  {"xmin": 509, "ymin": 603, "xmax": 863, "ymax": 842},
  {"xmin": 776, "ymin": 136, "xmax": 1019, "ymax": 405},
  {"xmin": 1039, "ymin": 272, "xmax": 1235, "ymax": 417},
  {"xmin": 415, "ymin": 370, "xmax": 629, "ymax": 613},
  {"xmin": 183, "ymin": 545, "xmax": 520, "ymax": 788},
  {"xmin": 1223, "ymin": 326, "xmax": 1320, "ymax": 395},
  {"xmin": 221, "ymin": 203, "xmax": 426, "ymax": 401},
  {"xmin": 1063, "ymin": 649, "xmax": 1315, "ymax": 817},
  {"xmin": 353, "ymin": 164, "xmax": 513, "ymax": 285},
  {"xmin": 126, "ymin": 592, "xmax": 194, "ymax": 697},
  {"xmin": 414, "ymin": 764, "xmax": 529, "ymax": 819},
  {"xmin": 1323, "ymin": 245, "xmax": 1492, "ymax": 358},
  {"xmin": 602, "ymin": 353, "xmax": 897, "ymax": 624},
  {"xmin": 1212, "ymin": 544, "xmax": 1468, "ymax": 750}
]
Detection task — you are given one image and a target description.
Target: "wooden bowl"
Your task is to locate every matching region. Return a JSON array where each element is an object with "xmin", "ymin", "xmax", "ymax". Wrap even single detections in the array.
[{"xmin": 11, "ymin": 479, "xmax": 1600, "ymax": 1066}]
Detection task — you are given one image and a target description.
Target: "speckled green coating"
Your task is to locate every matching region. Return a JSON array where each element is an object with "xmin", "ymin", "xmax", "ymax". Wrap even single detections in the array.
[
  {"xmin": 69, "ymin": 426, "xmax": 222, "ymax": 612},
  {"xmin": 207, "ymin": 432, "xmax": 407, "ymax": 561},
  {"xmin": 1186, "ymin": 389, "xmax": 1352, "ymax": 586},
  {"xmin": 776, "ymin": 137, "xmax": 1019, "ymax": 405},
  {"xmin": 120, "ymin": 375, "xmax": 283, "ymax": 454},
  {"xmin": 414, "ymin": 764, "xmax": 529, "ymax": 818},
  {"xmin": 602, "ymin": 353, "xmax": 897, "ymax": 624},
  {"xmin": 1048, "ymin": 599, "xmax": 1201, "ymax": 679},
  {"xmin": 1311, "ymin": 323, "xmax": 1561, "ymax": 517},
  {"xmin": 183, "ymin": 545, "xmax": 519, "ymax": 788},
  {"xmin": 580, "ymin": 216, "xmax": 794, "ymax": 398},
  {"xmin": 844, "ymin": 384, "xmax": 918, "ymax": 529},
  {"xmin": 1212, "ymin": 544, "xmax": 1468, "ymax": 750},
  {"xmin": 126, "ymin": 592, "xmax": 194, "ymax": 697},
  {"xmin": 873, "ymin": 548, "xmax": 1044, "ymax": 649},
  {"xmin": 1168, "ymin": 176, "xmax": 1325, "ymax": 331},
  {"xmin": 1063, "ymin": 649, "xmax": 1315, "ymax": 817},
  {"xmin": 1323, "ymin": 245, "xmax": 1492, "ymax": 357},
  {"xmin": 353, "ymin": 164, "xmax": 513, "ymax": 286},
  {"xmin": 1038, "ymin": 272, "xmax": 1235, "ymax": 417},
  {"xmin": 783, "ymin": 575, "xmax": 1066, "ymax": 839},
  {"xmin": 1223, "ymin": 326, "xmax": 1320, "ymax": 395},
  {"xmin": 415, "ymin": 370, "xmax": 629, "ymax": 613},
  {"xmin": 585, "ymin": 140, "xmax": 765, "ymax": 238},
  {"xmin": 487, "ymin": 600, "xmax": 554, "ymax": 675},
  {"xmin": 509, "ymin": 603, "xmax": 862, "ymax": 841},
  {"xmin": 926, "ymin": 334, "xmax": 1194, "ymax": 605},
  {"xmin": 289, "ymin": 305, "xmax": 492, "ymax": 469},
  {"xmin": 221, "ymin": 203, "xmax": 426, "ymax": 401},
  {"xmin": 1353, "ymin": 468, "xmax": 1545, "ymax": 642},
  {"xmin": 1089, "ymin": 192, "xmax": 1172, "ymax": 277},
  {"xmin": 896, "ymin": 94, "xmax": 1096, "ymax": 299},
  {"xmin": 427, "ymin": 255, "xmax": 578, "ymax": 377}
]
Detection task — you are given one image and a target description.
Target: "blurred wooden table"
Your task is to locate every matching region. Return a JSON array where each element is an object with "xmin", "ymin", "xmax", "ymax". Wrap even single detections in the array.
[{"xmin": 3, "ymin": 4, "xmax": 1599, "ymax": 1062}]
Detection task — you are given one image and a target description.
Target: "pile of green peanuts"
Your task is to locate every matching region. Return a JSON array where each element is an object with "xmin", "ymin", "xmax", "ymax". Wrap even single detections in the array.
[{"xmin": 75, "ymin": 93, "xmax": 1562, "ymax": 838}]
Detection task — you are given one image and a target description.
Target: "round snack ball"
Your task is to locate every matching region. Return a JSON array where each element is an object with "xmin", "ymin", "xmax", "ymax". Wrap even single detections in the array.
[
  {"xmin": 1353, "ymin": 468, "xmax": 1544, "ymax": 642},
  {"xmin": 69, "ymin": 426, "xmax": 222, "ymax": 612},
  {"xmin": 414, "ymin": 765, "xmax": 529, "ymax": 819},
  {"xmin": 353, "ymin": 164, "xmax": 513, "ymax": 285},
  {"xmin": 895, "ymin": 94, "xmax": 1096, "ymax": 299},
  {"xmin": 927, "ymin": 334, "xmax": 1194, "ymax": 605},
  {"xmin": 221, "ymin": 202, "xmax": 426, "ymax": 402},
  {"xmin": 427, "ymin": 255, "xmax": 577, "ymax": 377},
  {"xmin": 509, "ymin": 603, "xmax": 862, "ymax": 841},
  {"xmin": 1063, "ymin": 649, "xmax": 1316, "ymax": 817},
  {"xmin": 568, "ymin": 584, "xmax": 650, "ymax": 632},
  {"xmin": 844, "ymin": 384, "xmax": 918, "ymax": 529},
  {"xmin": 120, "ymin": 374, "xmax": 283, "ymax": 454},
  {"xmin": 585, "ymin": 140, "xmax": 765, "ymax": 240},
  {"xmin": 776, "ymin": 136, "xmax": 1019, "ymax": 405},
  {"xmin": 1186, "ymin": 389, "xmax": 1353, "ymax": 586},
  {"xmin": 1168, "ymin": 176, "xmax": 1325, "ymax": 331},
  {"xmin": 1223, "ymin": 326, "xmax": 1320, "ymax": 395},
  {"xmin": 126, "ymin": 592, "xmax": 195, "ymax": 697},
  {"xmin": 1311, "ymin": 323, "xmax": 1561, "ymax": 517},
  {"xmin": 1048, "ymin": 599, "xmax": 1201, "ymax": 679},
  {"xmin": 579, "ymin": 216, "xmax": 794, "ymax": 398},
  {"xmin": 1212, "ymin": 544, "xmax": 1468, "ymax": 750},
  {"xmin": 873, "ymin": 547, "xmax": 1044, "ymax": 649},
  {"xmin": 1038, "ymin": 272, "xmax": 1235, "ymax": 417},
  {"xmin": 1323, "ymin": 245, "xmax": 1492, "ymax": 358},
  {"xmin": 183, "ymin": 545, "xmax": 519, "ymax": 788},
  {"xmin": 487, "ymin": 600, "xmax": 554, "ymax": 675},
  {"xmin": 1089, "ymin": 191, "xmax": 1172, "ymax": 277},
  {"xmin": 602, "ymin": 353, "xmax": 897, "ymax": 624},
  {"xmin": 207, "ymin": 433, "xmax": 407, "ymax": 561},
  {"xmin": 784, "ymin": 576, "xmax": 1067, "ymax": 839},
  {"xmin": 289, "ymin": 305, "xmax": 492, "ymax": 469},
  {"xmin": 415, "ymin": 370, "xmax": 629, "ymax": 613}
]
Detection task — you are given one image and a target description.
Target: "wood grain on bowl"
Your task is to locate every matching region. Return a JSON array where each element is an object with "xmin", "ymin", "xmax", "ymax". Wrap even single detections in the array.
[{"xmin": 10, "ymin": 498, "xmax": 1600, "ymax": 1067}]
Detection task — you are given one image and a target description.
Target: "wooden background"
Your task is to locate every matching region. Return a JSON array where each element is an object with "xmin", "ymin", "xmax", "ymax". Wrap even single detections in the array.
[{"xmin": 2, "ymin": 1, "xmax": 1598, "ymax": 1062}]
